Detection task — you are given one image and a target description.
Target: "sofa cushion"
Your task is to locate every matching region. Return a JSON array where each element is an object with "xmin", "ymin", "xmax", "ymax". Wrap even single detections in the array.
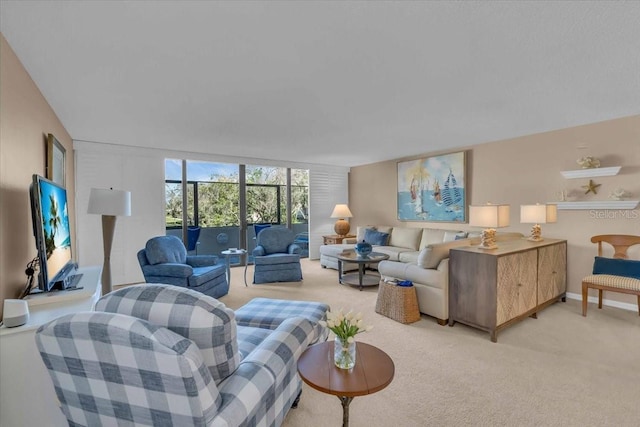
[
  {"xmin": 417, "ymin": 238, "xmax": 475, "ymax": 269},
  {"xmin": 389, "ymin": 227, "xmax": 423, "ymax": 250},
  {"xmin": 364, "ymin": 228, "xmax": 390, "ymax": 246},
  {"xmin": 398, "ymin": 250, "xmax": 420, "ymax": 264},
  {"xmin": 95, "ymin": 284, "xmax": 241, "ymax": 385},
  {"xmin": 419, "ymin": 229, "xmax": 449, "ymax": 249},
  {"xmin": 444, "ymin": 231, "xmax": 467, "ymax": 242},
  {"xmin": 356, "ymin": 225, "xmax": 376, "ymax": 242},
  {"xmin": 372, "ymin": 246, "xmax": 413, "ymax": 262}
]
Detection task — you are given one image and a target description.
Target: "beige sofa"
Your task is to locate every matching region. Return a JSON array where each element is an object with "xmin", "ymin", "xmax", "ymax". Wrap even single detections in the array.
[{"xmin": 319, "ymin": 225, "xmax": 523, "ymax": 325}]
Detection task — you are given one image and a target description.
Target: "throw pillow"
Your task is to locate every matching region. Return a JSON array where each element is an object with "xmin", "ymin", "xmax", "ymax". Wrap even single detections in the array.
[
  {"xmin": 364, "ymin": 228, "xmax": 390, "ymax": 246},
  {"xmin": 592, "ymin": 256, "xmax": 640, "ymax": 279}
]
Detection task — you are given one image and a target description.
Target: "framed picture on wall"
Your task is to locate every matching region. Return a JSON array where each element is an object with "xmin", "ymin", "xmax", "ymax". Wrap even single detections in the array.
[
  {"xmin": 397, "ymin": 150, "xmax": 467, "ymax": 222},
  {"xmin": 47, "ymin": 133, "xmax": 65, "ymax": 187}
]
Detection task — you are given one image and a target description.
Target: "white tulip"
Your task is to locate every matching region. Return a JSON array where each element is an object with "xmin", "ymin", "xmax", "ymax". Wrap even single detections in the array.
[
  {"xmin": 356, "ymin": 312, "xmax": 363, "ymax": 320},
  {"xmin": 347, "ymin": 336, "xmax": 355, "ymax": 343},
  {"xmin": 327, "ymin": 320, "xmax": 335, "ymax": 328}
]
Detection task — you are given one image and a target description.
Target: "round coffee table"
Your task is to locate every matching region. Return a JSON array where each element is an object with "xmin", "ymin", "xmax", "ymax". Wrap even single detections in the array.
[
  {"xmin": 297, "ymin": 341, "xmax": 394, "ymax": 427},
  {"xmin": 337, "ymin": 251, "xmax": 390, "ymax": 290}
]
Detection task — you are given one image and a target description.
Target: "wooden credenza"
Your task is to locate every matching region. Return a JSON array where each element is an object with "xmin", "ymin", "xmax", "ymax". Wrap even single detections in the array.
[{"xmin": 448, "ymin": 239, "xmax": 567, "ymax": 342}]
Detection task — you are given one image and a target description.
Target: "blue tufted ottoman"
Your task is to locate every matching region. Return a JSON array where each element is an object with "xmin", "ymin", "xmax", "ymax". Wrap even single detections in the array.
[{"xmin": 235, "ymin": 298, "xmax": 330, "ymax": 345}]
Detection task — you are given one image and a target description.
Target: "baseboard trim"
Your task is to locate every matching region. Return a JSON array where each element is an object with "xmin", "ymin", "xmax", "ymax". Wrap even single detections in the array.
[{"xmin": 565, "ymin": 292, "xmax": 637, "ymax": 312}]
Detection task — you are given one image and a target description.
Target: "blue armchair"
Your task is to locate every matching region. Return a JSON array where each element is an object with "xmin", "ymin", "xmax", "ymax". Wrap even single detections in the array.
[
  {"xmin": 137, "ymin": 235, "xmax": 229, "ymax": 298},
  {"xmin": 253, "ymin": 227, "xmax": 303, "ymax": 284}
]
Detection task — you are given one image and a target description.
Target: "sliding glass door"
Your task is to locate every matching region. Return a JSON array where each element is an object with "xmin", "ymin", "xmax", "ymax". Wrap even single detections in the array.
[{"xmin": 165, "ymin": 159, "xmax": 308, "ymax": 262}]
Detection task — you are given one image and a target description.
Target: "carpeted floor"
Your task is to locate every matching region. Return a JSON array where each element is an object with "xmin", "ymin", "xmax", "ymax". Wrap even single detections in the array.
[{"xmin": 220, "ymin": 258, "xmax": 640, "ymax": 427}]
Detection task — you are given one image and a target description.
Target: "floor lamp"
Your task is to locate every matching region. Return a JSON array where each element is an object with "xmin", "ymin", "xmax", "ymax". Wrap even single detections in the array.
[{"xmin": 88, "ymin": 188, "xmax": 131, "ymax": 295}]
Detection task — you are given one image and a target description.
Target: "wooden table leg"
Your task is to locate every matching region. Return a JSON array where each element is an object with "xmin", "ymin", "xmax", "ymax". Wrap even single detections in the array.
[{"xmin": 339, "ymin": 396, "xmax": 354, "ymax": 427}]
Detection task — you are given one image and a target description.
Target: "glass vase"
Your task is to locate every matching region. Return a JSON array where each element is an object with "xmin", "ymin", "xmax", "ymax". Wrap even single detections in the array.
[{"xmin": 334, "ymin": 336, "xmax": 356, "ymax": 369}]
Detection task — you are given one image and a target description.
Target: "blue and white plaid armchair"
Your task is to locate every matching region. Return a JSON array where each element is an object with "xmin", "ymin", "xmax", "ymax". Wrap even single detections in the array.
[{"xmin": 35, "ymin": 284, "xmax": 315, "ymax": 427}]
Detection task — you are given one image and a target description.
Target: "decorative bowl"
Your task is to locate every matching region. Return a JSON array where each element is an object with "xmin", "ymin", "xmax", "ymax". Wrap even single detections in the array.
[{"xmin": 355, "ymin": 241, "xmax": 372, "ymax": 257}]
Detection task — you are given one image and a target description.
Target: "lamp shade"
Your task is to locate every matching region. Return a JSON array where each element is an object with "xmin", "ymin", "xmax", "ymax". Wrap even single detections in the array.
[
  {"xmin": 469, "ymin": 204, "xmax": 510, "ymax": 228},
  {"xmin": 520, "ymin": 204, "xmax": 557, "ymax": 224},
  {"xmin": 88, "ymin": 188, "xmax": 132, "ymax": 216},
  {"xmin": 331, "ymin": 204, "xmax": 353, "ymax": 219}
]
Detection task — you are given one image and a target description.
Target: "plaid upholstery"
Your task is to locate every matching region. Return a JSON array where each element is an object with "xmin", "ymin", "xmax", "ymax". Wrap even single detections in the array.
[
  {"xmin": 237, "ymin": 325, "xmax": 272, "ymax": 360},
  {"xmin": 235, "ymin": 298, "xmax": 330, "ymax": 344},
  {"xmin": 212, "ymin": 317, "xmax": 313, "ymax": 427},
  {"xmin": 35, "ymin": 312, "xmax": 221, "ymax": 427},
  {"xmin": 583, "ymin": 274, "xmax": 640, "ymax": 291},
  {"xmin": 96, "ymin": 284, "xmax": 241, "ymax": 385}
]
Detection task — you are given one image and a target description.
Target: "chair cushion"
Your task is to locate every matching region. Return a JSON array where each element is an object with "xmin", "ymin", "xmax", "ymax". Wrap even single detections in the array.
[
  {"xmin": 96, "ymin": 284, "xmax": 241, "ymax": 385},
  {"xmin": 583, "ymin": 274, "xmax": 640, "ymax": 291},
  {"xmin": 145, "ymin": 235, "xmax": 187, "ymax": 265},
  {"xmin": 592, "ymin": 256, "xmax": 640, "ymax": 280},
  {"xmin": 364, "ymin": 228, "xmax": 390, "ymax": 246},
  {"xmin": 254, "ymin": 253, "xmax": 300, "ymax": 265},
  {"xmin": 257, "ymin": 227, "xmax": 296, "ymax": 255},
  {"xmin": 188, "ymin": 264, "xmax": 226, "ymax": 288}
]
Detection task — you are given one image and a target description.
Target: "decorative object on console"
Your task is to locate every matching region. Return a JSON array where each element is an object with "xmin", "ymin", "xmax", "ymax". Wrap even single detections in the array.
[
  {"xmin": 520, "ymin": 203, "xmax": 557, "ymax": 242},
  {"xmin": 397, "ymin": 151, "xmax": 467, "ymax": 222},
  {"xmin": 469, "ymin": 204, "xmax": 510, "ymax": 250},
  {"xmin": 355, "ymin": 240, "xmax": 373, "ymax": 257},
  {"xmin": 609, "ymin": 188, "xmax": 631, "ymax": 201},
  {"xmin": 582, "ymin": 179, "xmax": 601, "ymax": 195},
  {"xmin": 88, "ymin": 187, "xmax": 132, "ymax": 296},
  {"xmin": 576, "ymin": 156, "xmax": 601, "ymax": 169},
  {"xmin": 331, "ymin": 204, "xmax": 353, "ymax": 236},
  {"xmin": 2, "ymin": 299, "xmax": 29, "ymax": 328}
]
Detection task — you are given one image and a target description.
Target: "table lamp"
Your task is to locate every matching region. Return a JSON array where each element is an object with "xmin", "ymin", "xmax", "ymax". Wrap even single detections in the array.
[
  {"xmin": 520, "ymin": 203, "xmax": 557, "ymax": 242},
  {"xmin": 469, "ymin": 204, "xmax": 510, "ymax": 249},
  {"xmin": 331, "ymin": 204, "xmax": 353, "ymax": 236},
  {"xmin": 88, "ymin": 188, "xmax": 131, "ymax": 295}
]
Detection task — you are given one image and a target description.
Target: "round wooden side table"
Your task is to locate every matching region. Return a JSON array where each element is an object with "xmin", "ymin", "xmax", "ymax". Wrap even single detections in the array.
[{"xmin": 297, "ymin": 341, "xmax": 395, "ymax": 427}]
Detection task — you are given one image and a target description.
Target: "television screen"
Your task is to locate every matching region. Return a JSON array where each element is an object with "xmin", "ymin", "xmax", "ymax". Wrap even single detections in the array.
[{"xmin": 30, "ymin": 174, "xmax": 76, "ymax": 292}]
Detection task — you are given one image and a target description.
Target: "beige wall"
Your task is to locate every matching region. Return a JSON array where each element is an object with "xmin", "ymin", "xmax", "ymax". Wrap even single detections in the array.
[
  {"xmin": 0, "ymin": 34, "xmax": 75, "ymax": 318},
  {"xmin": 350, "ymin": 115, "xmax": 640, "ymax": 306}
]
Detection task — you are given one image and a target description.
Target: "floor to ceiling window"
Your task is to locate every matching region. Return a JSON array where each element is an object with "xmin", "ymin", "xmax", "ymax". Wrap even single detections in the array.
[{"xmin": 165, "ymin": 159, "xmax": 309, "ymax": 262}]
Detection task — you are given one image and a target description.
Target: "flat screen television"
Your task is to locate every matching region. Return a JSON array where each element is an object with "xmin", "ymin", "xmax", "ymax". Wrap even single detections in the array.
[{"xmin": 30, "ymin": 174, "xmax": 80, "ymax": 292}]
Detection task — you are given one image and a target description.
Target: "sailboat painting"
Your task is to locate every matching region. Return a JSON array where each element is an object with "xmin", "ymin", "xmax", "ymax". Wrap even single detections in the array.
[{"xmin": 397, "ymin": 151, "xmax": 466, "ymax": 222}]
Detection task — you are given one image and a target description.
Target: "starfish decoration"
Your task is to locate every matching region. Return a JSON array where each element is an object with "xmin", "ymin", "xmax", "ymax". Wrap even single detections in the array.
[{"xmin": 582, "ymin": 179, "xmax": 601, "ymax": 195}]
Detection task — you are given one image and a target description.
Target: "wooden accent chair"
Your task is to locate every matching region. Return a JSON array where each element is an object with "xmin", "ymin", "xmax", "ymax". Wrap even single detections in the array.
[{"xmin": 582, "ymin": 234, "xmax": 640, "ymax": 316}]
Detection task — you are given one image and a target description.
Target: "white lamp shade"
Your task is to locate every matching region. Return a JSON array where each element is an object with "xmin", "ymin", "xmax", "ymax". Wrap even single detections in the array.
[
  {"xmin": 88, "ymin": 188, "xmax": 132, "ymax": 216},
  {"xmin": 520, "ymin": 204, "xmax": 557, "ymax": 224},
  {"xmin": 331, "ymin": 204, "xmax": 353, "ymax": 219},
  {"xmin": 469, "ymin": 204, "xmax": 510, "ymax": 228}
]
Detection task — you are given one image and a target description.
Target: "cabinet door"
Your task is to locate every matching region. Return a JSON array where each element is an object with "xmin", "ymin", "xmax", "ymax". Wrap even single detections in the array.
[
  {"xmin": 496, "ymin": 250, "xmax": 537, "ymax": 325},
  {"xmin": 537, "ymin": 242, "xmax": 567, "ymax": 303}
]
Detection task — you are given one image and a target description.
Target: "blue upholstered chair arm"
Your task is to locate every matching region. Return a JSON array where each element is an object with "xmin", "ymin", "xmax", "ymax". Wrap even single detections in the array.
[
  {"xmin": 253, "ymin": 246, "xmax": 266, "ymax": 257},
  {"xmin": 142, "ymin": 263, "xmax": 193, "ymax": 278},
  {"xmin": 288, "ymin": 243, "xmax": 302, "ymax": 255},
  {"xmin": 187, "ymin": 255, "xmax": 219, "ymax": 267}
]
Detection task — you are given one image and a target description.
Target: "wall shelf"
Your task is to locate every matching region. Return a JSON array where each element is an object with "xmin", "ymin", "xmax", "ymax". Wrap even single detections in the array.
[
  {"xmin": 553, "ymin": 200, "xmax": 638, "ymax": 210},
  {"xmin": 560, "ymin": 166, "xmax": 621, "ymax": 179}
]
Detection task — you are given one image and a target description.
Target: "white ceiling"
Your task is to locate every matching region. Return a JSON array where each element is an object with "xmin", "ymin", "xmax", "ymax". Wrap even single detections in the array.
[{"xmin": 2, "ymin": 1, "xmax": 639, "ymax": 167}]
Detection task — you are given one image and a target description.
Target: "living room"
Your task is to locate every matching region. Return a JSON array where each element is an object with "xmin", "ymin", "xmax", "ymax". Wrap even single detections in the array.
[{"xmin": 1, "ymin": 2, "xmax": 640, "ymax": 426}]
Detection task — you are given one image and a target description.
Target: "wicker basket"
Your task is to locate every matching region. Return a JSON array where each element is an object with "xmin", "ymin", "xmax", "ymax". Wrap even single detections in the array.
[{"xmin": 375, "ymin": 280, "xmax": 421, "ymax": 324}]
